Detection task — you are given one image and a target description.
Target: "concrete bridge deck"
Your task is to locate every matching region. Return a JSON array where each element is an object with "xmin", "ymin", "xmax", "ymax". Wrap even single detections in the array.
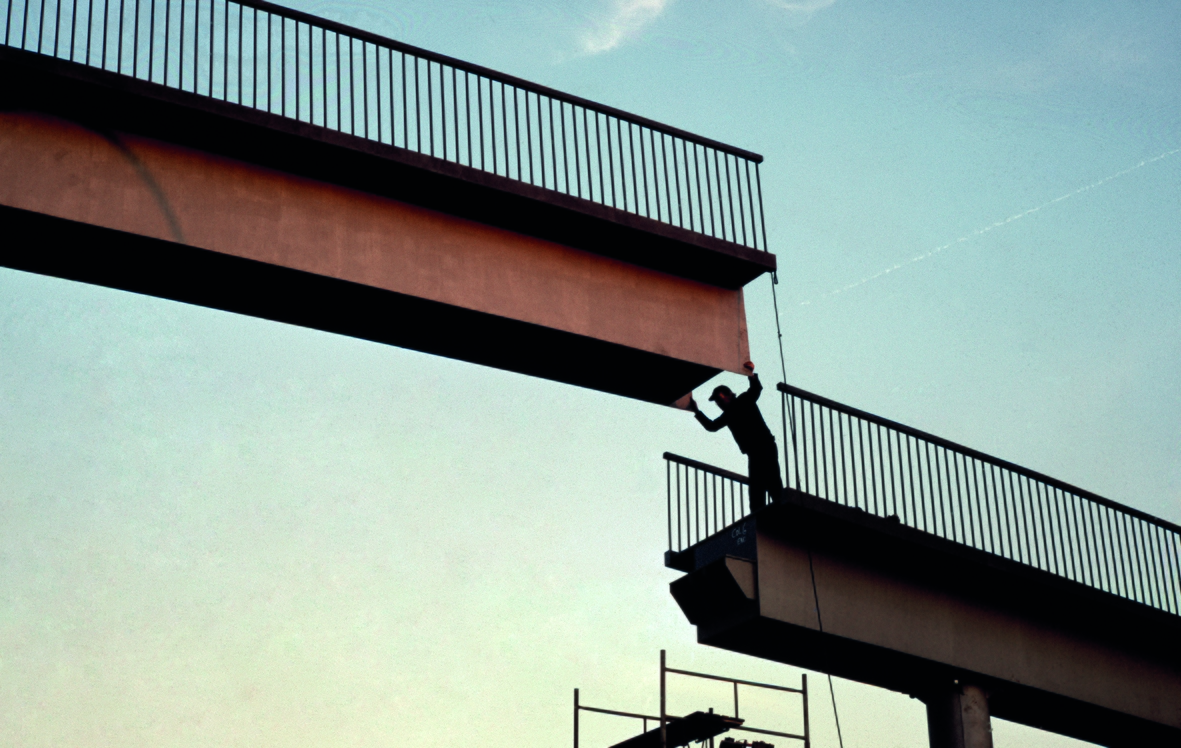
[
  {"xmin": 0, "ymin": 0, "xmax": 775, "ymax": 404},
  {"xmin": 665, "ymin": 384, "xmax": 1180, "ymax": 747}
]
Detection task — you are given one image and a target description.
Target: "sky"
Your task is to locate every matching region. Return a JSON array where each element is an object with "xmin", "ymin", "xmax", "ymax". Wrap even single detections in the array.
[{"xmin": 2, "ymin": 1, "xmax": 1180, "ymax": 747}]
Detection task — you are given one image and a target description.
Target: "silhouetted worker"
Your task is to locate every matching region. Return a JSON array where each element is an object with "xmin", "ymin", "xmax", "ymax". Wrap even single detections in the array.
[{"xmin": 689, "ymin": 362, "xmax": 783, "ymax": 511}]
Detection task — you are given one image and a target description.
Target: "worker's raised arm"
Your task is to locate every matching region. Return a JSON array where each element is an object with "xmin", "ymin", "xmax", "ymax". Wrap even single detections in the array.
[
  {"xmin": 746, "ymin": 371, "xmax": 762, "ymax": 400},
  {"xmin": 688, "ymin": 396, "xmax": 727, "ymax": 432},
  {"xmin": 694, "ymin": 409, "xmax": 726, "ymax": 432}
]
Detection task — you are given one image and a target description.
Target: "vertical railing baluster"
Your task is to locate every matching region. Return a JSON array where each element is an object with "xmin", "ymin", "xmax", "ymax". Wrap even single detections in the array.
[
  {"xmin": 1050, "ymin": 484, "xmax": 1066, "ymax": 576},
  {"xmin": 887, "ymin": 427, "xmax": 900, "ymax": 519},
  {"xmin": 1053, "ymin": 488, "xmax": 1071, "ymax": 580},
  {"xmin": 1145, "ymin": 521, "xmax": 1165, "ymax": 609},
  {"xmin": 1024, "ymin": 476, "xmax": 1041, "ymax": 569},
  {"xmin": 606, "ymin": 114, "xmax": 617, "ymax": 207},
  {"xmin": 680, "ymin": 460, "xmax": 689, "ymax": 548},
  {"xmin": 1123, "ymin": 511, "xmax": 1139, "ymax": 601},
  {"xmin": 1109, "ymin": 508, "xmax": 1125, "ymax": 598},
  {"xmin": 693, "ymin": 464, "xmax": 700, "ymax": 546},
  {"xmin": 1165, "ymin": 529, "xmax": 1180, "ymax": 613},
  {"xmin": 527, "ymin": 89, "xmax": 536, "ymax": 185},
  {"xmin": 1147, "ymin": 521, "xmax": 1166, "ymax": 610},
  {"xmin": 624, "ymin": 121, "xmax": 635, "ymax": 213},
  {"xmin": 59, "ymin": 0, "xmax": 68, "ymax": 59},
  {"xmin": 71, "ymin": 0, "xmax": 80, "ymax": 62},
  {"xmin": 818, "ymin": 406, "xmax": 829, "ymax": 500},
  {"xmin": 857, "ymin": 419, "xmax": 869, "ymax": 513},
  {"xmin": 1131, "ymin": 517, "xmax": 1152, "ymax": 606},
  {"xmin": 639, "ymin": 125, "xmax": 650, "ymax": 217},
  {"xmin": 559, "ymin": 101, "xmax": 570, "ymax": 192},
  {"xmin": 412, "ymin": 56, "xmax": 420, "ymax": 152},
  {"xmin": 724, "ymin": 153, "xmax": 737, "ymax": 244},
  {"xmin": 1098, "ymin": 503, "xmax": 1114, "ymax": 593},
  {"xmin": 809, "ymin": 401, "xmax": 820, "ymax": 499},
  {"xmin": 997, "ymin": 465, "xmax": 1013, "ymax": 561},
  {"xmin": 475, "ymin": 69, "xmax": 482, "ymax": 168},
  {"xmin": 220, "ymin": 0, "xmax": 227, "ymax": 99},
  {"xmin": 1039, "ymin": 477, "xmax": 1058, "ymax": 571},
  {"xmin": 903, "ymin": 435, "xmax": 916, "ymax": 528},
  {"xmin": 1064, "ymin": 492, "xmax": 1081, "ymax": 583},
  {"xmin": 837, "ymin": 412, "xmax": 848, "ymax": 507},
  {"xmin": 920, "ymin": 441, "xmax": 935, "ymax": 533},
  {"xmin": 666, "ymin": 460, "xmax": 672, "ymax": 553},
  {"xmin": 735, "ymin": 152, "xmax": 747, "ymax": 246},
  {"xmin": 942, "ymin": 444, "xmax": 954, "ymax": 537},
  {"xmin": 582, "ymin": 107, "xmax": 592, "ymax": 200},
  {"xmin": 1082, "ymin": 499, "xmax": 1099, "ymax": 589},
  {"xmin": 651, "ymin": 129, "xmax": 662, "ymax": 219},
  {"xmin": 207, "ymin": 0, "xmax": 213, "ymax": 96},
  {"xmin": 1078, "ymin": 496, "xmax": 1096, "ymax": 588},
  {"xmin": 656, "ymin": 131, "xmax": 668, "ymax": 222},
  {"xmin": 39, "ymin": 0, "xmax": 49, "ymax": 54}
]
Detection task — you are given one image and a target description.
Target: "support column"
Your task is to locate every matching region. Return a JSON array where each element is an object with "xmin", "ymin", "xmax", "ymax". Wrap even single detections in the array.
[{"xmin": 925, "ymin": 682, "xmax": 993, "ymax": 748}]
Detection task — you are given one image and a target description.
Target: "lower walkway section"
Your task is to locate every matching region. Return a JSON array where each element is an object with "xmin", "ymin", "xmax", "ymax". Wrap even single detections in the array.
[
  {"xmin": 663, "ymin": 383, "xmax": 1181, "ymax": 747},
  {"xmin": 670, "ymin": 491, "xmax": 1180, "ymax": 746}
]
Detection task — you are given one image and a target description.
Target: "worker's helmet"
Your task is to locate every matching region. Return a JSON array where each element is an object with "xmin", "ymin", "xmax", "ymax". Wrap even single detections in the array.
[{"xmin": 709, "ymin": 385, "xmax": 735, "ymax": 403}]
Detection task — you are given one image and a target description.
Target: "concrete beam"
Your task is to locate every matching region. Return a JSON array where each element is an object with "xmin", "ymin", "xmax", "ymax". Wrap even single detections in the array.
[
  {"xmin": 669, "ymin": 494, "xmax": 1181, "ymax": 747},
  {"xmin": 0, "ymin": 48, "xmax": 776, "ymax": 403},
  {"xmin": 0, "ymin": 47, "xmax": 776, "ymax": 290},
  {"xmin": 0, "ymin": 110, "xmax": 749, "ymax": 403}
]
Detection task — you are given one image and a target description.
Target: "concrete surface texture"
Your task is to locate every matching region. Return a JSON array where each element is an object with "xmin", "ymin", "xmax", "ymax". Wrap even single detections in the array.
[
  {"xmin": 754, "ymin": 529, "xmax": 1181, "ymax": 731},
  {"xmin": 925, "ymin": 683, "xmax": 994, "ymax": 748},
  {"xmin": 0, "ymin": 111, "xmax": 750, "ymax": 375}
]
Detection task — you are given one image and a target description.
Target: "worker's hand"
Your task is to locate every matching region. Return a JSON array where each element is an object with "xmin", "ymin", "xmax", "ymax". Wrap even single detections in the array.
[{"xmin": 743, "ymin": 361, "xmax": 755, "ymax": 374}]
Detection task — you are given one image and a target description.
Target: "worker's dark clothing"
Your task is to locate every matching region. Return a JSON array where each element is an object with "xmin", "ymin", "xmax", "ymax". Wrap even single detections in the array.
[{"xmin": 695, "ymin": 374, "xmax": 782, "ymax": 511}]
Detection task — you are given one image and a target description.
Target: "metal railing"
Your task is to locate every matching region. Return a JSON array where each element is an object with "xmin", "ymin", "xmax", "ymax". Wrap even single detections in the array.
[
  {"xmin": 778, "ymin": 382, "xmax": 1181, "ymax": 617},
  {"xmin": 665, "ymin": 452, "xmax": 750, "ymax": 554},
  {"xmin": 663, "ymin": 386, "xmax": 1181, "ymax": 617},
  {"xmin": 1, "ymin": 0, "xmax": 769, "ymax": 250}
]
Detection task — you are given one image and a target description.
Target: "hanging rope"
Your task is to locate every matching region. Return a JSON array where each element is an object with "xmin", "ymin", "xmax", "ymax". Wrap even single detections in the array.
[
  {"xmin": 770, "ymin": 272, "xmax": 802, "ymax": 489},
  {"xmin": 769, "ymin": 271, "xmax": 845, "ymax": 748},
  {"xmin": 770, "ymin": 271, "xmax": 788, "ymax": 385}
]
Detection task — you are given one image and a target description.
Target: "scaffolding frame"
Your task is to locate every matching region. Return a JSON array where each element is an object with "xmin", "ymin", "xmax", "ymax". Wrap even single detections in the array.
[{"xmin": 574, "ymin": 650, "xmax": 809, "ymax": 748}]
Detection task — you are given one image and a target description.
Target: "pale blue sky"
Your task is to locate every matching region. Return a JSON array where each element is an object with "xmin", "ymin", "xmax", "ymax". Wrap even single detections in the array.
[{"xmin": 2, "ymin": 1, "xmax": 1179, "ymax": 747}]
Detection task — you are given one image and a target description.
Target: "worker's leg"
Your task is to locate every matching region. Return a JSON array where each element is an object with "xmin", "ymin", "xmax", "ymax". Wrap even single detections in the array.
[
  {"xmin": 748, "ymin": 447, "xmax": 783, "ymax": 512},
  {"xmin": 749, "ymin": 480, "xmax": 768, "ymax": 512},
  {"xmin": 765, "ymin": 446, "xmax": 783, "ymax": 503},
  {"xmin": 747, "ymin": 455, "xmax": 771, "ymax": 512}
]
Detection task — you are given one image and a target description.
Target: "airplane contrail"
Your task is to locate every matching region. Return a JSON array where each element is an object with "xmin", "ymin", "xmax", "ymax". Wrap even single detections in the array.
[{"xmin": 799, "ymin": 148, "xmax": 1180, "ymax": 306}]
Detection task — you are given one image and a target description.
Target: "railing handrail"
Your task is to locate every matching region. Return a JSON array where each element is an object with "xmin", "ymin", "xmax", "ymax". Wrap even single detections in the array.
[
  {"xmin": 778, "ymin": 382, "xmax": 1181, "ymax": 535},
  {"xmin": 173, "ymin": 0, "xmax": 764, "ymax": 163},
  {"xmin": 3, "ymin": 0, "xmax": 771, "ymax": 251},
  {"xmin": 669, "ymin": 386, "xmax": 1178, "ymax": 616},
  {"xmin": 664, "ymin": 451, "xmax": 749, "ymax": 484}
]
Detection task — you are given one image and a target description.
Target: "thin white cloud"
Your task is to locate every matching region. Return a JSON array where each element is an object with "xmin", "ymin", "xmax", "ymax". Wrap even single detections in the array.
[
  {"xmin": 799, "ymin": 147, "xmax": 1181, "ymax": 306},
  {"xmin": 580, "ymin": 0, "xmax": 672, "ymax": 55},
  {"xmin": 765, "ymin": 0, "xmax": 836, "ymax": 25}
]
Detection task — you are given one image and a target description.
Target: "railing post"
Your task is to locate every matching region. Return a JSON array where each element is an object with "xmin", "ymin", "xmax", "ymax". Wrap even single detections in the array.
[
  {"xmin": 660, "ymin": 649, "xmax": 667, "ymax": 748},
  {"xmin": 666, "ymin": 459, "xmax": 672, "ymax": 553},
  {"xmin": 801, "ymin": 673, "xmax": 809, "ymax": 748}
]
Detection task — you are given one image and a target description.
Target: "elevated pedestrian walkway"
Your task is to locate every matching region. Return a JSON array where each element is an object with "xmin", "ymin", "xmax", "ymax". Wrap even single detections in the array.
[
  {"xmin": 0, "ymin": 0, "xmax": 773, "ymax": 403},
  {"xmin": 665, "ymin": 383, "xmax": 1181, "ymax": 747}
]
